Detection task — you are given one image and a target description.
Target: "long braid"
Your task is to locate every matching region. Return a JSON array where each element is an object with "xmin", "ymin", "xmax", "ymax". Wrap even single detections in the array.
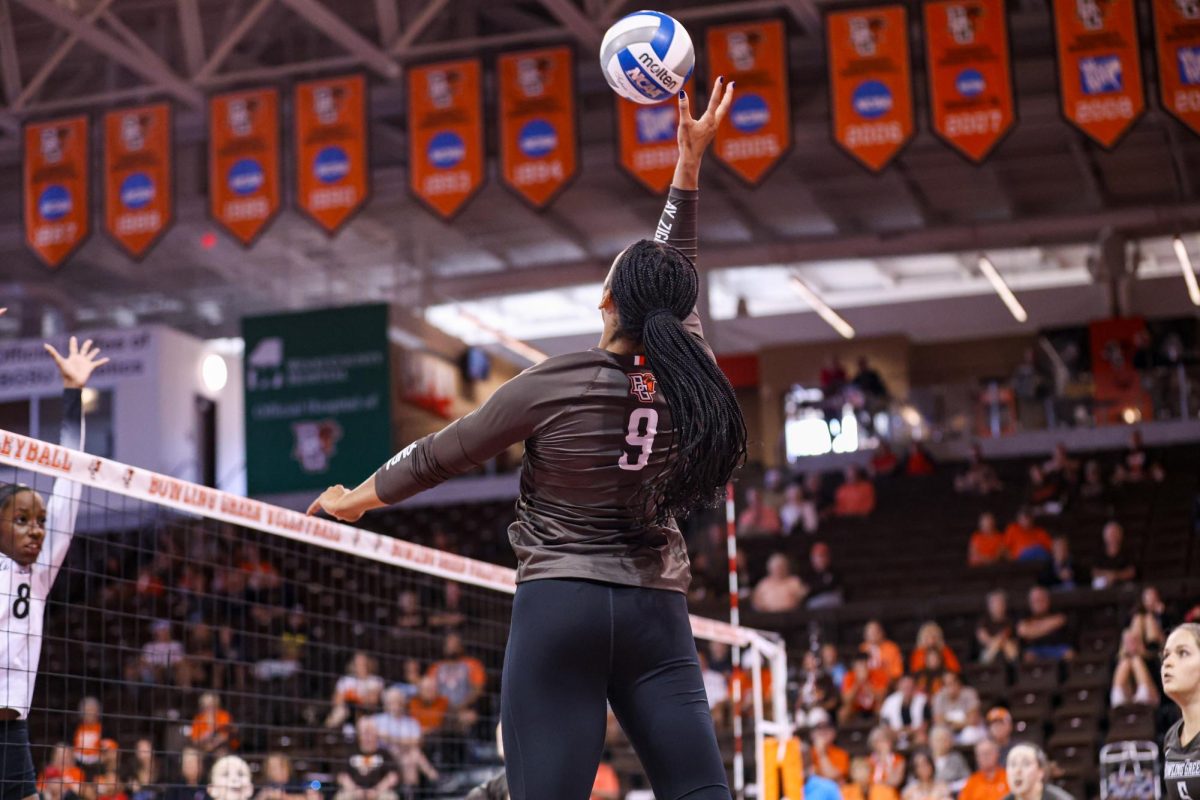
[{"xmin": 610, "ymin": 239, "xmax": 747, "ymax": 520}]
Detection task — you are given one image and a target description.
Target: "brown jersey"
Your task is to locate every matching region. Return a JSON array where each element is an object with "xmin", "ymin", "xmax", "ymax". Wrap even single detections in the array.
[
  {"xmin": 1165, "ymin": 718, "xmax": 1200, "ymax": 800},
  {"xmin": 374, "ymin": 187, "xmax": 707, "ymax": 593}
]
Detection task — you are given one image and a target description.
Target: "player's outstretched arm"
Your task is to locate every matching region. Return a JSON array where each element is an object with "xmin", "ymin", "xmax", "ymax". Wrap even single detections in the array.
[{"xmin": 40, "ymin": 337, "xmax": 108, "ymax": 580}]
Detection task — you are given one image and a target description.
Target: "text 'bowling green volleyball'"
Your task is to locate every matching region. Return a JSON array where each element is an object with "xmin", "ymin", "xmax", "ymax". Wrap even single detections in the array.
[{"xmin": 600, "ymin": 11, "xmax": 695, "ymax": 105}]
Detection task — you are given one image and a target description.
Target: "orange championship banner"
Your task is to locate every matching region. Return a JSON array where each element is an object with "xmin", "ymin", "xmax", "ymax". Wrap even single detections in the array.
[
  {"xmin": 826, "ymin": 6, "xmax": 915, "ymax": 172},
  {"xmin": 497, "ymin": 46, "xmax": 578, "ymax": 209},
  {"xmin": 23, "ymin": 115, "xmax": 90, "ymax": 269},
  {"xmin": 614, "ymin": 77, "xmax": 690, "ymax": 195},
  {"xmin": 707, "ymin": 18, "xmax": 792, "ymax": 185},
  {"xmin": 1051, "ymin": 0, "xmax": 1145, "ymax": 148},
  {"xmin": 103, "ymin": 103, "xmax": 172, "ymax": 260},
  {"xmin": 208, "ymin": 88, "xmax": 281, "ymax": 246},
  {"xmin": 294, "ymin": 74, "xmax": 369, "ymax": 235},
  {"xmin": 407, "ymin": 59, "xmax": 485, "ymax": 220},
  {"xmin": 1151, "ymin": 0, "xmax": 1200, "ymax": 138},
  {"xmin": 923, "ymin": 0, "xmax": 1016, "ymax": 163}
]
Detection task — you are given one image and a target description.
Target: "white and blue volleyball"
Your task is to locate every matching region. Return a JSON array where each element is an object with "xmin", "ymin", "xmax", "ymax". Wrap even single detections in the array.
[{"xmin": 600, "ymin": 11, "xmax": 695, "ymax": 105}]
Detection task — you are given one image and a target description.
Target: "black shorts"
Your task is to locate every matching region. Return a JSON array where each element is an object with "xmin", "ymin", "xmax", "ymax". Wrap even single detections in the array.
[{"xmin": 0, "ymin": 721, "xmax": 37, "ymax": 800}]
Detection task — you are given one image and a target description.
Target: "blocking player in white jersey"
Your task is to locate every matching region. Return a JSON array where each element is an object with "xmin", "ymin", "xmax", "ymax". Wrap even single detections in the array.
[{"xmin": 1, "ymin": 335, "xmax": 107, "ymax": 800}]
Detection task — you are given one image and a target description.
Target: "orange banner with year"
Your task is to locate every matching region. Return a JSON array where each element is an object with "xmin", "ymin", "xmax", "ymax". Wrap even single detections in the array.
[
  {"xmin": 707, "ymin": 18, "xmax": 791, "ymax": 185},
  {"xmin": 103, "ymin": 103, "xmax": 172, "ymax": 259},
  {"xmin": 615, "ymin": 78, "xmax": 690, "ymax": 195},
  {"xmin": 24, "ymin": 115, "xmax": 90, "ymax": 269},
  {"xmin": 1151, "ymin": 0, "xmax": 1200, "ymax": 138},
  {"xmin": 1051, "ymin": 0, "xmax": 1145, "ymax": 148},
  {"xmin": 924, "ymin": 0, "xmax": 1016, "ymax": 162},
  {"xmin": 408, "ymin": 59, "xmax": 485, "ymax": 220},
  {"xmin": 209, "ymin": 87, "xmax": 281, "ymax": 246},
  {"xmin": 827, "ymin": 6, "xmax": 915, "ymax": 172},
  {"xmin": 295, "ymin": 74, "xmax": 369, "ymax": 235},
  {"xmin": 498, "ymin": 46, "xmax": 578, "ymax": 209}
]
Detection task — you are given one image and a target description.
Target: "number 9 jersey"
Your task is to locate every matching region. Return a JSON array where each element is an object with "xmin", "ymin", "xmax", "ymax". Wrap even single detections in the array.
[
  {"xmin": 0, "ymin": 388, "xmax": 84, "ymax": 718},
  {"xmin": 374, "ymin": 187, "xmax": 711, "ymax": 594}
]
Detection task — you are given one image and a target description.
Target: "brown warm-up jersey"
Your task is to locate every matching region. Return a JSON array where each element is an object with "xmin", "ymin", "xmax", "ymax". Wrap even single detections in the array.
[
  {"xmin": 1165, "ymin": 719, "xmax": 1200, "ymax": 800},
  {"xmin": 375, "ymin": 187, "xmax": 708, "ymax": 593}
]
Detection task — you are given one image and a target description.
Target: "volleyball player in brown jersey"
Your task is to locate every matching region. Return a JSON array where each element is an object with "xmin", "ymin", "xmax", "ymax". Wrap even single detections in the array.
[{"xmin": 309, "ymin": 79, "xmax": 743, "ymax": 799}]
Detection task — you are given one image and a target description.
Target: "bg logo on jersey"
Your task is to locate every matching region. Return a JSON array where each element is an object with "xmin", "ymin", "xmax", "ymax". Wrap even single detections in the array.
[{"xmin": 628, "ymin": 372, "xmax": 657, "ymax": 403}]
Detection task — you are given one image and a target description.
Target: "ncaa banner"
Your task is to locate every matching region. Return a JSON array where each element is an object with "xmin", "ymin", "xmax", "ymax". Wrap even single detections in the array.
[
  {"xmin": 826, "ymin": 6, "xmax": 915, "ymax": 172},
  {"xmin": 1051, "ymin": 0, "xmax": 1145, "ymax": 148},
  {"xmin": 615, "ymin": 82, "xmax": 689, "ymax": 194},
  {"xmin": 209, "ymin": 88, "xmax": 281, "ymax": 246},
  {"xmin": 408, "ymin": 59, "xmax": 485, "ymax": 220},
  {"xmin": 103, "ymin": 103, "xmax": 173, "ymax": 259},
  {"xmin": 707, "ymin": 18, "xmax": 792, "ymax": 185},
  {"xmin": 1151, "ymin": 0, "xmax": 1200, "ymax": 138},
  {"xmin": 295, "ymin": 74, "xmax": 369, "ymax": 235},
  {"xmin": 23, "ymin": 116, "xmax": 90, "ymax": 269},
  {"xmin": 923, "ymin": 0, "xmax": 1016, "ymax": 163},
  {"xmin": 498, "ymin": 46, "xmax": 578, "ymax": 209}
]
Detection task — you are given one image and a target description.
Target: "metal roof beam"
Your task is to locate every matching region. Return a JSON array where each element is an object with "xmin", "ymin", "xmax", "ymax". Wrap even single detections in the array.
[
  {"xmin": 177, "ymin": 0, "xmax": 206, "ymax": 76},
  {"xmin": 0, "ymin": 0, "xmax": 22, "ymax": 104},
  {"xmin": 278, "ymin": 0, "xmax": 401, "ymax": 79}
]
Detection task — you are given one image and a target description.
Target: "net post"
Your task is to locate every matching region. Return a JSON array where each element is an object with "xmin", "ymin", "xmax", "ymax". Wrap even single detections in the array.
[{"xmin": 725, "ymin": 481, "xmax": 744, "ymax": 800}]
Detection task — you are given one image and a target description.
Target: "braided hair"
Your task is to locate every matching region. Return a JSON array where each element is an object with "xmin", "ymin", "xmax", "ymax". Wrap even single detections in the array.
[{"xmin": 609, "ymin": 239, "xmax": 747, "ymax": 520}]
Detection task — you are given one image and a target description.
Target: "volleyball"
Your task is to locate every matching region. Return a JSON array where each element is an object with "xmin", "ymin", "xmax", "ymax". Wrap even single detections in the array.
[{"xmin": 600, "ymin": 10, "xmax": 695, "ymax": 105}]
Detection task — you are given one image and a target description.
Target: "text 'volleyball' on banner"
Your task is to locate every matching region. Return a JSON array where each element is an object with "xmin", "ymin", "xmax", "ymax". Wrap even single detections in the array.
[
  {"xmin": 826, "ymin": 6, "xmax": 915, "ymax": 173},
  {"xmin": 1151, "ymin": 0, "xmax": 1200, "ymax": 139},
  {"xmin": 209, "ymin": 87, "xmax": 282, "ymax": 246},
  {"xmin": 103, "ymin": 103, "xmax": 173, "ymax": 259},
  {"xmin": 23, "ymin": 116, "xmax": 89, "ymax": 269},
  {"xmin": 294, "ymin": 74, "xmax": 369, "ymax": 235},
  {"xmin": 707, "ymin": 18, "xmax": 791, "ymax": 185},
  {"xmin": 408, "ymin": 59, "xmax": 485, "ymax": 220},
  {"xmin": 498, "ymin": 46, "xmax": 578, "ymax": 209},
  {"xmin": 923, "ymin": 0, "xmax": 1016, "ymax": 163},
  {"xmin": 1051, "ymin": 0, "xmax": 1145, "ymax": 148}
]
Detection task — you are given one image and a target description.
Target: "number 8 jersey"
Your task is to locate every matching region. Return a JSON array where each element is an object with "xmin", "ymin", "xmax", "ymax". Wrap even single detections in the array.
[
  {"xmin": 374, "ymin": 187, "xmax": 710, "ymax": 594},
  {"xmin": 0, "ymin": 388, "xmax": 84, "ymax": 718}
]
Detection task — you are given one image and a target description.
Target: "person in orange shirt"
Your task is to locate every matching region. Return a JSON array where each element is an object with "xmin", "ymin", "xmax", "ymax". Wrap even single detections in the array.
[
  {"xmin": 591, "ymin": 761, "xmax": 619, "ymax": 800},
  {"xmin": 862, "ymin": 621, "xmax": 904, "ymax": 685},
  {"xmin": 37, "ymin": 744, "xmax": 84, "ymax": 798},
  {"xmin": 192, "ymin": 692, "xmax": 236, "ymax": 754},
  {"xmin": 968, "ymin": 513, "xmax": 1006, "ymax": 566},
  {"xmin": 867, "ymin": 727, "xmax": 906, "ymax": 790},
  {"xmin": 959, "ymin": 739, "xmax": 1009, "ymax": 800},
  {"xmin": 834, "ymin": 467, "xmax": 876, "ymax": 518},
  {"xmin": 842, "ymin": 757, "xmax": 901, "ymax": 800},
  {"xmin": 841, "ymin": 654, "xmax": 887, "ymax": 724},
  {"xmin": 407, "ymin": 676, "xmax": 451, "ymax": 734},
  {"xmin": 911, "ymin": 622, "xmax": 961, "ymax": 674},
  {"xmin": 1003, "ymin": 509, "xmax": 1052, "ymax": 561},
  {"xmin": 810, "ymin": 720, "xmax": 851, "ymax": 782},
  {"xmin": 73, "ymin": 697, "xmax": 104, "ymax": 775}
]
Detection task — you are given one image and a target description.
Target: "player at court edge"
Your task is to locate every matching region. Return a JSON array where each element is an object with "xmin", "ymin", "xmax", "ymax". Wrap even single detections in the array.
[
  {"xmin": 309, "ymin": 76, "xmax": 745, "ymax": 800},
  {"xmin": 1162, "ymin": 624, "xmax": 1200, "ymax": 800},
  {"xmin": 1, "ymin": 329, "xmax": 108, "ymax": 800}
]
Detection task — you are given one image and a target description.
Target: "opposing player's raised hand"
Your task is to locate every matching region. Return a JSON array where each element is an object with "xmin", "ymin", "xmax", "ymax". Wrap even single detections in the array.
[
  {"xmin": 677, "ymin": 75, "xmax": 735, "ymax": 165},
  {"xmin": 45, "ymin": 336, "xmax": 109, "ymax": 389}
]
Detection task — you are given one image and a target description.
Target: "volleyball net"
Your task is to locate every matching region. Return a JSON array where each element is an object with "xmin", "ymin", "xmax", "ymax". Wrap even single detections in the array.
[{"xmin": 0, "ymin": 427, "xmax": 789, "ymax": 800}]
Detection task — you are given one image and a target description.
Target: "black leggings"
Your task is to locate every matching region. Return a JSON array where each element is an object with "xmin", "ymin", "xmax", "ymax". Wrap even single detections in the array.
[{"xmin": 501, "ymin": 578, "xmax": 730, "ymax": 800}]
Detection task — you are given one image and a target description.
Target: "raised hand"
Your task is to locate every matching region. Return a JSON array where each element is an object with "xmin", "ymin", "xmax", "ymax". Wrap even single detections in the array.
[
  {"xmin": 677, "ymin": 75, "xmax": 736, "ymax": 167},
  {"xmin": 45, "ymin": 336, "xmax": 110, "ymax": 389}
]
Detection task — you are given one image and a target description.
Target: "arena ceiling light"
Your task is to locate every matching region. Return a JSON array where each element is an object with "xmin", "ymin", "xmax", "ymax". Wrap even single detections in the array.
[
  {"xmin": 789, "ymin": 274, "xmax": 855, "ymax": 339},
  {"xmin": 1174, "ymin": 236, "xmax": 1200, "ymax": 306},
  {"xmin": 978, "ymin": 254, "xmax": 1028, "ymax": 323}
]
